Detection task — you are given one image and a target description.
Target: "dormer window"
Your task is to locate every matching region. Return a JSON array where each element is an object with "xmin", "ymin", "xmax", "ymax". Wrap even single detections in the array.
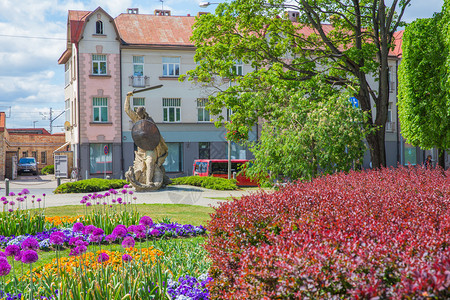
[{"xmin": 96, "ymin": 21, "xmax": 103, "ymax": 34}]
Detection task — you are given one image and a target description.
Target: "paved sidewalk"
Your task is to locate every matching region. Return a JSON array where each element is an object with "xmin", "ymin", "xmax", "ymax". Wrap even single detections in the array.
[{"xmin": 0, "ymin": 175, "xmax": 258, "ymax": 208}]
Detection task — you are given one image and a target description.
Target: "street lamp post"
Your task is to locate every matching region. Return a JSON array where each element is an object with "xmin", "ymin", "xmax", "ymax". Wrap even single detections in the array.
[{"xmin": 199, "ymin": 2, "xmax": 220, "ymax": 8}]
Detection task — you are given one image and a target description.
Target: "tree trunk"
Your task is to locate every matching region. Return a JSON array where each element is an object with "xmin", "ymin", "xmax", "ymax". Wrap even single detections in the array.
[
  {"xmin": 438, "ymin": 148, "xmax": 446, "ymax": 169},
  {"xmin": 366, "ymin": 127, "xmax": 387, "ymax": 168}
]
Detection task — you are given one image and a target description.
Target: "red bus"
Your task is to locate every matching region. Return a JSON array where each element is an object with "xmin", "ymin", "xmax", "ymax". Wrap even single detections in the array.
[{"xmin": 192, "ymin": 159, "xmax": 258, "ymax": 186}]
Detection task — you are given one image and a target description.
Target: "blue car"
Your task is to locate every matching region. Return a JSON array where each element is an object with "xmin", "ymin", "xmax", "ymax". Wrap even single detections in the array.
[{"xmin": 17, "ymin": 157, "xmax": 38, "ymax": 176}]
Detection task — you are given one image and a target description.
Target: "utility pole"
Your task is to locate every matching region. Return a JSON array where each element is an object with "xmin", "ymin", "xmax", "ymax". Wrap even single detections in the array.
[{"xmin": 40, "ymin": 107, "xmax": 67, "ymax": 134}]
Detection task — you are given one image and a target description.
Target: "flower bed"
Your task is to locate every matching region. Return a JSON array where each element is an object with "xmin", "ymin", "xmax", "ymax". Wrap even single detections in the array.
[{"xmin": 205, "ymin": 166, "xmax": 450, "ymax": 299}]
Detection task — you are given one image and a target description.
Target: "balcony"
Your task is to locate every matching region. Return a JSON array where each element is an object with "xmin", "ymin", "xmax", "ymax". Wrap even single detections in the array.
[
  {"xmin": 385, "ymin": 121, "xmax": 395, "ymax": 132},
  {"xmin": 129, "ymin": 75, "xmax": 149, "ymax": 88}
]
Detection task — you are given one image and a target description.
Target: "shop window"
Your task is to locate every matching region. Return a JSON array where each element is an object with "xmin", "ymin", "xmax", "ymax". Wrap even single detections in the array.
[
  {"xmin": 90, "ymin": 143, "xmax": 112, "ymax": 174},
  {"xmin": 163, "ymin": 143, "xmax": 183, "ymax": 172}
]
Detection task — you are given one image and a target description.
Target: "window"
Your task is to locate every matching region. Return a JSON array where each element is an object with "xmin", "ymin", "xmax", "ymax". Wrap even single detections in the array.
[
  {"xmin": 197, "ymin": 98, "xmax": 210, "ymax": 122},
  {"xmin": 226, "ymin": 142, "xmax": 247, "ymax": 159},
  {"xmin": 162, "ymin": 57, "xmax": 180, "ymax": 77},
  {"xmin": 89, "ymin": 143, "xmax": 112, "ymax": 174},
  {"xmin": 92, "ymin": 54, "xmax": 107, "ymax": 75},
  {"xmin": 231, "ymin": 60, "xmax": 243, "ymax": 76},
  {"xmin": 41, "ymin": 151, "xmax": 47, "ymax": 164},
  {"xmin": 199, "ymin": 142, "xmax": 210, "ymax": 159},
  {"xmin": 163, "ymin": 143, "xmax": 183, "ymax": 172},
  {"xmin": 163, "ymin": 98, "xmax": 181, "ymax": 122},
  {"xmin": 96, "ymin": 21, "xmax": 103, "ymax": 34},
  {"xmin": 22, "ymin": 151, "xmax": 28, "ymax": 157},
  {"xmin": 32, "ymin": 151, "xmax": 37, "ymax": 160},
  {"xmin": 386, "ymin": 102, "xmax": 394, "ymax": 132},
  {"xmin": 227, "ymin": 108, "xmax": 234, "ymax": 122},
  {"xmin": 93, "ymin": 97, "xmax": 108, "ymax": 122},
  {"xmin": 133, "ymin": 97, "xmax": 145, "ymax": 112},
  {"xmin": 133, "ymin": 56, "xmax": 144, "ymax": 76},
  {"xmin": 404, "ymin": 144, "xmax": 417, "ymax": 166},
  {"xmin": 65, "ymin": 99, "xmax": 70, "ymax": 122},
  {"xmin": 65, "ymin": 61, "xmax": 70, "ymax": 86}
]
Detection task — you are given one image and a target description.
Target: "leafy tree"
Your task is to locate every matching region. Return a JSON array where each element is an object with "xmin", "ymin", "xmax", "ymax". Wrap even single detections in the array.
[
  {"xmin": 187, "ymin": 0, "xmax": 410, "ymax": 175},
  {"xmin": 398, "ymin": 11, "xmax": 450, "ymax": 168}
]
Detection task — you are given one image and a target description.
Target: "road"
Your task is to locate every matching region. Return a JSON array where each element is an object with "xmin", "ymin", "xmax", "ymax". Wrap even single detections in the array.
[{"xmin": 0, "ymin": 175, "xmax": 256, "ymax": 208}]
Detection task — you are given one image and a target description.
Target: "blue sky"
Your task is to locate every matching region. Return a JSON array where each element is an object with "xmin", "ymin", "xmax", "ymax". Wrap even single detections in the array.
[{"xmin": 0, "ymin": 0, "xmax": 444, "ymax": 132}]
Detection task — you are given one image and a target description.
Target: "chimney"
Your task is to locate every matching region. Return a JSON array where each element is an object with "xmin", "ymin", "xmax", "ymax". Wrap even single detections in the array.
[
  {"xmin": 127, "ymin": 8, "xmax": 139, "ymax": 14},
  {"xmin": 287, "ymin": 11, "xmax": 299, "ymax": 22},
  {"xmin": 197, "ymin": 12, "xmax": 209, "ymax": 17},
  {"xmin": 154, "ymin": 9, "xmax": 171, "ymax": 16}
]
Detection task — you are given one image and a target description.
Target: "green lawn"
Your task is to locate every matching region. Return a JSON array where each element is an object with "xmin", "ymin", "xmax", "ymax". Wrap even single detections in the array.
[{"xmin": 44, "ymin": 204, "xmax": 214, "ymax": 226}]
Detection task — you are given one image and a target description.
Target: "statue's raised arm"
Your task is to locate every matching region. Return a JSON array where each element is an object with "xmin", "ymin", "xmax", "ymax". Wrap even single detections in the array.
[{"xmin": 125, "ymin": 91, "xmax": 139, "ymax": 123}]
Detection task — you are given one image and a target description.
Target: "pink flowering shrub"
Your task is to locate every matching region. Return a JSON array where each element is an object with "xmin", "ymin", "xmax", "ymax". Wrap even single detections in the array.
[{"xmin": 205, "ymin": 166, "xmax": 450, "ymax": 299}]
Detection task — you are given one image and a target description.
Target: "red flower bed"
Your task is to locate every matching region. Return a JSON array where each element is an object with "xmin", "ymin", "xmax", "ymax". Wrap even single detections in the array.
[{"xmin": 205, "ymin": 166, "xmax": 450, "ymax": 299}]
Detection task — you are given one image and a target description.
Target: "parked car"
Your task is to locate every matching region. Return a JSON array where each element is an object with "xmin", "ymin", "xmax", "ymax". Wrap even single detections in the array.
[
  {"xmin": 17, "ymin": 157, "xmax": 38, "ymax": 175},
  {"xmin": 192, "ymin": 159, "xmax": 258, "ymax": 186}
]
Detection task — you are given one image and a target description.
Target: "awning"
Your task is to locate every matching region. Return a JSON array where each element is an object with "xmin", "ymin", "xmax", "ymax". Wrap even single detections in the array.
[{"xmin": 53, "ymin": 141, "xmax": 70, "ymax": 153}]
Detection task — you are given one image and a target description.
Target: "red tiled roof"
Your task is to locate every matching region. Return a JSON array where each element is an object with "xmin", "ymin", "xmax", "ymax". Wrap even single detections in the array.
[
  {"xmin": 115, "ymin": 14, "xmax": 196, "ymax": 47},
  {"xmin": 392, "ymin": 30, "xmax": 404, "ymax": 58}
]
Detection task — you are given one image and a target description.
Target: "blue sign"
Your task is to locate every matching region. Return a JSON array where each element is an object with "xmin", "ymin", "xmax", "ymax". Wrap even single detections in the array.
[
  {"xmin": 103, "ymin": 145, "xmax": 109, "ymax": 155},
  {"xmin": 349, "ymin": 97, "xmax": 359, "ymax": 108}
]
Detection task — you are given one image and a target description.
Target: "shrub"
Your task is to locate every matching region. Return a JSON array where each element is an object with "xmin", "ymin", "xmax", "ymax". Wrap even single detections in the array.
[
  {"xmin": 206, "ymin": 166, "xmax": 450, "ymax": 299},
  {"xmin": 171, "ymin": 176, "xmax": 237, "ymax": 190},
  {"xmin": 54, "ymin": 178, "xmax": 129, "ymax": 194},
  {"xmin": 41, "ymin": 165, "xmax": 54, "ymax": 175}
]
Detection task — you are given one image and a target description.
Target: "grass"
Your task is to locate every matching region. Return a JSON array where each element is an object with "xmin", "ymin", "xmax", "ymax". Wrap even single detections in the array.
[{"xmin": 43, "ymin": 204, "xmax": 214, "ymax": 226}]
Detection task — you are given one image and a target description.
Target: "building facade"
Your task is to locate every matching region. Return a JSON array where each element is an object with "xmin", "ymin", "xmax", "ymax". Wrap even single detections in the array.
[
  {"xmin": 58, "ymin": 7, "xmax": 255, "ymax": 180},
  {"xmin": 58, "ymin": 7, "xmax": 447, "ymax": 180}
]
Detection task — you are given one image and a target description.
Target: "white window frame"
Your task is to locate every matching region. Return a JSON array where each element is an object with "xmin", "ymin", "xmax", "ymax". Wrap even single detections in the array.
[
  {"xmin": 232, "ymin": 60, "xmax": 243, "ymax": 76},
  {"xmin": 93, "ymin": 97, "xmax": 108, "ymax": 122},
  {"xmin": 197, "ymin": 98, "xmax": 211, "ymax": 122},
  {"xmin": 162, "ymin": 57, "xmax": 180, "ymax": 77},
  {"xmin": 133, "ymin": 56, "xmax": 144, "ymax": 76},
  {"xmin": 163, "ymin": 98, "xmax": 181, "ymax": 122},
  {"xmin": 92, "ymin": 54, "xmax": 107, "ymax": 75},
  {"xmin": 96, "ymin": 20, "xmax": 103, "ymax": 35},
  {"xmin": 133, "ymin": 97, "xmax": 145, "ymax": 112}
]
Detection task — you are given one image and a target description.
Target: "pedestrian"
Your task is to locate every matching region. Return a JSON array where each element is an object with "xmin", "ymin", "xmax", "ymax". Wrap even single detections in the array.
[{"xmin": 425, "ymin": 155, "xmax": 433, "ymax": 169}]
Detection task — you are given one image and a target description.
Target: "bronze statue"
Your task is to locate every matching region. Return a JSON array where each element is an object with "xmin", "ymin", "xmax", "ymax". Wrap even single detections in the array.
[{"xmin": 124, "ymin": 86, "xmax": 171, "ymax": 191}]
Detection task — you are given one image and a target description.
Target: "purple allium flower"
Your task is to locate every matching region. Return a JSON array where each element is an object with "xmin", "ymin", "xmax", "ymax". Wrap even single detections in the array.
[
  {"xmin": 122, "ymin": 236, "xmax": 135, "ymax": 249},
  {"xmin": 42, "ymin": 193, "xmax": 46, "ymax": 196},
  {"xmin": 36, "ymin": 198, "xmax": 42, "ymax": 202},
  {"xmin": 92, "ymin": 228, "xmax": 104, "ymax": 236},
  {"xmin": 104, "ymin": 192, "xmax": 110, "ymax": 196},
  {"xmin": 5, "ymin": 245, "xmax": 21, "ymax": 257},
  {"xmin": 83, "ymin": 225, "xmax": 96, "ymax": 235},
  {"xmin": 73, "ymin": 223, "xmax": 85, "ymax": 232},
  {"xmin": 8, "ymin": 192, "xmax": 15, "ymax": 196},
  {"xmin": 105, "ymin": 234, "xmax": 117, "ymax": 243},
  {"xmin": 123, "ymin": 184, "xmax": 130, "ymax": 189},
  {"xmin": 111, "ymin": 199, "xmax": 116, "ymax": 203},
  {"xmin": 128, "ymin": 191, "xmax": 134, "ymax": 195},
  {"xmin": 21, "ymin": 250, "xmax": 39, "ymax": 264},
  {"xmin": 69, "ymin": 247, "xmax": 80, "ymax": 257},
  {"xmin": 1, "ymin": 196, "xmax": 6, "ymax": 201},
  {"xmin": 117, "ymin": 197, "xmax": 123, "ymax": 204},
  {"xmin": 49, "ymin": 232, "xmax": 65, "ymax": 245},
  {"xmin": 0, "ymin": 252, "xmax": 5, "ymax": 258},
  {"xmin": 89, "ymin": 234, "xmax": 102, "ymax": 243},
  {"xmin": 98, "ymin": 253, "xmax": 109, "ymax": 263},
  {"xmin": 21, "ymin": 188, "xmax": 30, "ymax": 195},
  {"xmin": 75, "ymin": 240, "xmax": 89, "ymax": 248},
  {"xmin": 127, "ymin": 225, "xmax": 136, "ymax": 233},
  {"xmin": 133, "ymin": 197, "xmax": 137, "ymax": 200},
  {"xmin": 69, "ymin": 237, "xmax": 82, "ymax": 246},
  {"xmin": 112, "ymin": 225, "xmax": 128, "ymax": 238},
  {"xmin": 14, "ymin": 251, "xmax": 22, "ymax": 262},
  {"xmin": 76, "ymin": 245, "xmax": 87, "ymax": 254},
  {"xmin": 80, "ymin": 199, "xmax": 87, "ymax": 204},
  {"xmin": 21, "ymin": 237, "xmax": 39, "ymax": 250},
  {"xmin": 139, "ymin": 216, "xmax": 153, "ymax": 227},
  {"xmin": 150, "ymin": 229, "xmax": 160, "ymax": 236},
  {"xmin": 121, "ymin": 189, "xmax": 127, "ymax": 194},
  {"xmin": 122, "ymin": 254, "xmax": 133, "ymax": 262},
  {"xmin": 8, "ymin": 209, "xmax": 13, "ymax": 212},
  {"xmin": 9, "ymin": 201, "xmax": 15, "ymax": 206},
  {"xmin": 86, "ymin": 202, "xmax": 92, "ymax": 207},
  {"xmin": 0, "ymin": 259, "xmax": 11, "ymax": 276}
]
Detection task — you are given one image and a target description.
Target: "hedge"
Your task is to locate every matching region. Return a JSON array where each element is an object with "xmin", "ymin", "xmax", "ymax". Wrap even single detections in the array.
[
  {"xmin": 170, "ymin": 176, "xmax": 237, "ymax": 190},
  {"xmin": 205, "ymin": 166, "xmax": 450, "ymax": 299},
  {"xmin": 54, "ymin": 178, "xmax": 129, "ymax": 194}
]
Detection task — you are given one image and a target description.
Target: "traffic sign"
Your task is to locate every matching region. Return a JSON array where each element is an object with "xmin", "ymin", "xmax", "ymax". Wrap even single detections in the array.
[{"xmin": 103, "ymin": 145, "xmax": 109, "ymax": 155}]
